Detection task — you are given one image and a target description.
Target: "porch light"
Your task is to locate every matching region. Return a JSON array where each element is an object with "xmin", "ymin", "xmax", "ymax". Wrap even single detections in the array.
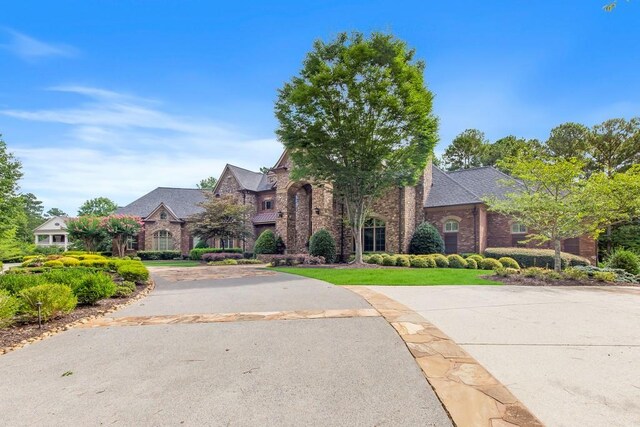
[
  {"xmin": 314, "ymin": 207, "xmax": 321, "ymax": 215},
  {"xmin": 277, "ymin": 211, "xmax": 284, "ymax": 218}
]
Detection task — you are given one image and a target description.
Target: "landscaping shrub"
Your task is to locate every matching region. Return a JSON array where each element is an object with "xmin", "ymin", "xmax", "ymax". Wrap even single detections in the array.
[
  {"xmin": 396, "ymin": 256, "xmax": 411, "ymax": 267},
  {"xmin": 254, "ymin": 230, "xmax": 278, "ymax": 255},
  {"xmin": 194, "ymin": 240, "xmax": 209, "ymax": 249},
  {"xmin": 606, "ymin": 249, "xmax": 640, "ymax": 275},
  {"xmin": 209, "ymin": 259, "xmax": 239, "ymax": 266},
  {"xmin": 563, "ymin": 268, "xmax": 589, "ymax": 281},
  {"xmin": 367, "ymin": 254, "xmax": 383, "ymax": 265},
  {"xmin": 484, "ymin": 247, "xmax": 589, "ymax": 269},
  {"xmin": 79, "ymin": 259, "xmax": 108, "ymax": 268},
  {"xmin": 572, "ymin": 265, "xmax": 639, "ymax": 284},
  {"xmin": 73, "ymin": 273, "xmax": 116, "ymax": 305},
  {"xmin": 467, "ymin": 254, "xmax": 484, "ymax": 265},
  {"xmin": 594, "ymin": 271, "xmax": 617, "ymax": 282},
  {"xmin": 136, "ymin": 250, "xmax": 181, "ymax": 261},
  {"xmin": 543, "ymin": 270, "xmax": 563, "ymax": 280},
  {"xmin": 0, "ymin": 289, "xmax": 19, "ymax": 328},
  {"xmin": 188, "ymin": 247, "xmax": 243, "ymax": 260},
  {"xmin": 382, "ymin": 256, "xmax": 397, "ymax": 266},
  {"xmin": 19, "ymin": 284, "xmax": 77, "ymax": 321},
  {"xmin": 117, "ymin": 262, "xmax": 149, "ymax": 283},
  {"xmin": 498, "ymin": 257, "xmax": 520, "ymax": 269},
  {"xmin": 46, "ymin": 254, "xmax": 63, "ymax": 260},
  {"xmin": 523, "ymin": 267, "xmax": 547, "ymax": 279},
  {"xmin": 243, "ymin": 252, "xmax": 254, "ymax": 259},
  {"xmin": 480, "ymin": 258, "xmax": 503, "ymax": 271},
  {"xmin": 0, "ymin": 274, "xmax": 47, "ymax": 294},
  {"xmin": 43, "ymin": 260, "xmax": 64, "ymax": 268},
  {"xmin": 113, "ymin": 281, "xmax": 136, "ymax": 297},
  {"xmin": 266, "ymin": 254, "xmax": 325, "ymax": 266},
  {"xmin": 21, "ymin": 256, "xmax": 45, "ymax": 268},
  {"xmin": 495, "ymin": 267, "xmax": 519, "ymax": 277},
  {"xmin": 409, "ymin": 257, "xmax": 427, "ymax": 268},
  {"xmin": 431, "ymin": 254, "xmax": 449, "ymax": 268},
  {"xmin": 59, "ymin": 257, "xmax": 81, "ymax": 267},
  {"xmin": 309, "ymin": 229, "xmax": 337, "ymax": 263},
  {"xmin": 409, "ymin": 222, "xmax": 445, "ymax": 255},
  {"xmin": 466, "ymin": 258, "xmax": 478, "ymax": 269},
  {"xmin": 202, "ymin": 252, "xmax": 244, "ymax": 262},
  {"xmin": 236, "ymin": 259, "xmax": 263, "ymax": 265},
  {"xmin": 447, "ymin": 255, "xmax": 467, "ymax": 269}
]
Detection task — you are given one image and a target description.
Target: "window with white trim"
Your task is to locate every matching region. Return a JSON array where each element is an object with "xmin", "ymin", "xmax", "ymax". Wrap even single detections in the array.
[
  {"xmin": 511, "ymin": 223, "xmax": 527, "ymax": 234},
  {"xmin": 444, "ymin": 220, "xmax": 459, "ymax": 233},
  {"xmin": 153, "ymin": 230, "xmax": 173, "ymax": 250}
]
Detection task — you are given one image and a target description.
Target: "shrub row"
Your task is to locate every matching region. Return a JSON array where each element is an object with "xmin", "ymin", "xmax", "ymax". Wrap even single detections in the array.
[
  {"xmin": 136, "ymin": 250, "xmax": 181, "ymax": 260},
  {"xmin": 189, "ymin": 247, "xmax": 243, "ymax": 260},
  {"xmin": 364, "ymin": 253, "xmax": 517, "ymax": 271},
  {"xmin": 202, "ymin": 252, "xmax": 244, "ymax": 262},
  {"xmin": 484, "ymin": 247, "xmax": 590, "ymax": 269},
  {"xmin": 258, "ymin": 254, "xmax": 325, "ymax": 267}
]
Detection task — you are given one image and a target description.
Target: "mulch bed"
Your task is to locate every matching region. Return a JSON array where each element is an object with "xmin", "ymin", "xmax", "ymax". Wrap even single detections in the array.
[
  {"xmin": 489, "ymin": 275, "xmax": 640, "ymax": 287},
  {"xmin": 0, "ymin": 282, "xmax": 153, "ymax": 354}
]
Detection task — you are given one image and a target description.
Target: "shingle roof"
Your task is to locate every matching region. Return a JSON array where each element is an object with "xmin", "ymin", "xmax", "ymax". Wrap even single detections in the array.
[
  {"xmin": 117, "ymin": 187, "xmax": 208, "ymax": 219},
  {"xmin": 252, "ymin": 212, "xmax": 277, "ymax": 224},
  {"xmin": 227, "ymin": 165, "xmax": 274, "ymax": 192},
  {"xmin": 425, "ymin": 166, "xmax": 518, "ymax": 208}
]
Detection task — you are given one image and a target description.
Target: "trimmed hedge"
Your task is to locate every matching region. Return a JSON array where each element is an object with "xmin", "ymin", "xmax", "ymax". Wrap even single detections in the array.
[
  {"xmin": 409, "ymin": 222, "xmax": 445, "ymax": 255},
  {"xmin": 117, "ymin": 262, "xmax": 150, "ymax": 283},
  {"xmin": 136, "ymin": 251, "xmax": 181, "ymax": 261},
  {"xmin": 260, "ymin": 254, "xmax": 325, "ymax": 266},
  {"xmin": 309, "ymin": 229, "xmax": 337, "ymax": 263},
  {"xmin": 480, "ymin": 258, "xmax": 503, "ymax": 270},
  {"xmin": 431, "ymin": 254, "xmax": 449, "ymax": 268},
  {"xmin": 202, "ymin": 252, "xmax": 243, "ymax": 262},
  {"xmin": 0, "ymin": 289, "xmax": 19, "ymax": 327},
  {"xmin": 73, "ymin": 273, "xmax": 116, "ymax": 305},
  {"xmin": 254, "ymin": 230, "xmax": 278, "ymax": 255},
  {"xmin": 447, "ymin": 255, "xmax": 467, "ymax": 269},
  {"xmin": 19, "ymin": 284, "xmax": 77, "ymax": 321},
  {"xmin": 484, "ymin": 247, "xmax": 590, "ymax": 269},
  {"xmin": 498, "ymin": 257, "xmax": 520, "ymax": 269},
  {"xmin": 466, "ymin": 258, "xmax": 478, "ymax": 269},
  {"xmin": 189, "ymin": 247, "xmax": 243, "ymax": 260}
]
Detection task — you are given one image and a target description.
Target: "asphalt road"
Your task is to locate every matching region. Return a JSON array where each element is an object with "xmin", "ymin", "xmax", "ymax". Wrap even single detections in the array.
[
  {"xmin": 371, "ymin": 284, "xmax": 640, "ymax": 427},
  {"xmin": 0, "ymin": 268, "xmax": 451, "ymax": 426}
]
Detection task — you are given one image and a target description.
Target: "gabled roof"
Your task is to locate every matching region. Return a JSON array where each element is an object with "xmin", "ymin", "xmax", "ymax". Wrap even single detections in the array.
[
  {"xmin": 425, "ymin": 166, "xmax": 518, "ymax": 208},
  {"xmin": 116, "ymin": 187, "xmax": 208, "ymax": 219},
  {"xmin": 252, "ymin": 212, "xmax": 277, "ymax": 224},
  {"xmin": 215, "ymin": 164, "xmax": 275, "ymax": 193},
  {"xmin": 34, "ymin": 216, "xmax": 68, "ymax": 233}
]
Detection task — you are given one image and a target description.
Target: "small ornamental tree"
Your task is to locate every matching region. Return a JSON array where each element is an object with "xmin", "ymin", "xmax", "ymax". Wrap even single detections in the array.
[
  {"xmin": 101, "ymin": 215, "xmax": 143, "ymax": 257},
  {"xmin": 309, "ymin": 229, "xmax": 337, "ymax": 263},
  {"xmin": 189, "ymin": 193, "xmax": 252, "ymax": 247},
  {"xmin": 409, "ymin": 222, "xmax": 445, "ymax": 254},
  {"xmin": 254, "ymin": 229, "xmax": 277, "ymax": 255},
  {"xmin": 66, "ymin": 216, "xmax": 106, "ymax": 252}
]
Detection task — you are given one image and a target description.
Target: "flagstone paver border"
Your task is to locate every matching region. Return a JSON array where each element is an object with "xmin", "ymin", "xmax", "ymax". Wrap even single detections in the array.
[
  {"xmin": 345, "ymin": 286, "xmax": 544, "ymax": 427},
  {"xmin": 79, "ymin": 308, "xmax": 380, "ymax": 328}
]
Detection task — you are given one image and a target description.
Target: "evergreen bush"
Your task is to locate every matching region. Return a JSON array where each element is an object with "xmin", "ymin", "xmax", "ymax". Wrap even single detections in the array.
[
  {"xmin": 466, "ymin": 258, "xmax": 478, "ymax": 269},
  {"xmin": 431, "ymin": 254, "xmax": 449, "ymax": 268},
  {"xmin": 447, "ymin": 254, "xmax": 467, "ymax": 269},
  {"xmin": 480, "ymin": 258, "xmax": 503, "ymax": 270},
  {"xmin": 409, "ymin": 223, "xmax": 445, "ymax": 255},
  {"xmin": 607, "ymin": 249, "xmax": 640, "ymax": 275},
  {"xmin": 309, "ymin": 229, "xmax": 337, "ymax": 263},
  {"xmin": 19, "ymin": 284, "xmax": 77, "ymax": 321},
  {"xmin": 0, "ymin": 289, "xmax": 19, "ymax": 328},
  {"xmin": 73, "ymin": 273, "xmax": 116, "ymax": 305},
  {"xmin": 254, "ymin": 230, "xmax": 278, "ymax": 255},
  {"xmin": 498, "ymin": 257, "xmax": 520, "ymax": 269}
]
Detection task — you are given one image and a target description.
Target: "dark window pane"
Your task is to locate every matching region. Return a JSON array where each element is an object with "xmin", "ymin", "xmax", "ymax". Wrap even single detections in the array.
[
  {"xmin": 375, "ymin": 227, "xmax": 385, "ymax": 252},
  {"xmin": 364, "ymin": 228, "xmax": 374, "ymax": 252}
]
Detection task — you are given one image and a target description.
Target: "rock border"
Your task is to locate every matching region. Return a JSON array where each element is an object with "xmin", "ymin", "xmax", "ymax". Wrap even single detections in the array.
[
  {"xmin": 345, "ymin": 286, "xmax": 544, "ymax": 427},
  {"xmin": 0, "ymin": 280, "xmax": 155, "ymax": 356}
]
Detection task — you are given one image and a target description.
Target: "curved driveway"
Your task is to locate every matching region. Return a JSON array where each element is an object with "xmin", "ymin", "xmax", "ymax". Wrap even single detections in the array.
[{"xmin": 0, "ymin": 266, "xmax": 451, "ymax": 426}]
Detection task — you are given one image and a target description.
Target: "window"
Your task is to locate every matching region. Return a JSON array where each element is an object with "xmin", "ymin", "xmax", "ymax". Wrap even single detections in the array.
[
  {"xmin": 444, "ymin": 220, "xmax": 459, "ymax": 233},
  {"xmin": 511, "ymin": 223, "xmax": 527, "ymax": 234},
  {"xmin": 261, "ymin": 200, "xmax": 273, "ymax": 210},
  {"xmin": 363, "ymin": 218, "xmax": 386, "ymax": 252},
  {"xmin": 220, "ymin": 238, "xmax": 234, "ymax": 249},
  {"xmin": 126, "ymin": 237, "xmax": 138, "ymax": 250},
  {"xmin": 153, "ymin": 230, "xmax": 173, "ymax": 250},
  {"xmin": 159, "ymin": 211, "xmax": 167, "ymax": 220}
]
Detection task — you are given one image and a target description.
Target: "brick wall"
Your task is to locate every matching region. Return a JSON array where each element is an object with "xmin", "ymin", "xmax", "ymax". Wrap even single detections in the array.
[{"xmin": 424, "ymin": 204, "xmax": 479, "ymax": 254}]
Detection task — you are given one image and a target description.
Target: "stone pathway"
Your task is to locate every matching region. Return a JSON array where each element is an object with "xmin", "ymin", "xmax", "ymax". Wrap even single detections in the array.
[{"xmin": 0, "ymin": 266, "xmax": 452, "ymax": 426}]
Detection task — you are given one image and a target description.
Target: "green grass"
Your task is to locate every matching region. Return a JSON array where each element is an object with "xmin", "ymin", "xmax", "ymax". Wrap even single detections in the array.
[
  {"xmin": 271, "ymin": 267, "xmax": 502, "ymax": 286},
  {"xmin": 141, "ymin": 260, "xmax": 201, "ymax": 267}
]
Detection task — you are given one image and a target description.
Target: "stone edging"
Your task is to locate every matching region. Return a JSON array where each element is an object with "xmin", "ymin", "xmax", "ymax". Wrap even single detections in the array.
[
  {"xmin": 345, "ymin": 286, "xmax": 544, "ymax": 427},
  {"xmin": 0, "ymin": 280, "xmax": 156, "ymax": 356}
]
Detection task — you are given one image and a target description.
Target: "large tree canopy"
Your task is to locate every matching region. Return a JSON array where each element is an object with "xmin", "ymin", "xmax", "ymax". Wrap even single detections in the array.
[
  {"xmin": 442, "ymin": 129, "xmax": 487, "ymax": 170},
  {"xmin": 275, "ymin": 32, "xmax": 438, "ymax": 263},
  {"xmin": 189, "ymin": 194, "xmax": 252, "ymax": 245},
  {"xmin": 78, "ymin": 197, "xmax": 118, "ymax": 217},
  {"xmin": 196, "ymin": 176, "xmax": 218, "ymax": 190}
]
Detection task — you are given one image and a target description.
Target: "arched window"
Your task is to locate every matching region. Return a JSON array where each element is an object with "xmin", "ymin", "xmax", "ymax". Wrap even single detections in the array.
[
  {"xmin": 511, "ymin": 223, "xmax": 527, "ymax": 234},
  {"xmin": 153, "ymin": 230, "xmax": 173, "ymax": 250},
  {"xmin": 363, "ymin": 218, "xmax": 386, "ymax": 252},
  {"xmin": 159, "ymin": 211, "xmax": 167, "ymax": 220},
  {"xmin": 444, "ymin": 220, "xmax": 459, "ymax": 233}
]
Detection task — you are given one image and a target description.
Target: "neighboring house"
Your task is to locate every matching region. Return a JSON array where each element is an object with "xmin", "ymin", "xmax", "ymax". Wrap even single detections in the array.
[
  {"xmin": 33, "ymin": 216, "xmax": 70, "ymax": 251},
  {"xmin": 118, "ymin": 151, "xmax": 597, "ymax": 262}
]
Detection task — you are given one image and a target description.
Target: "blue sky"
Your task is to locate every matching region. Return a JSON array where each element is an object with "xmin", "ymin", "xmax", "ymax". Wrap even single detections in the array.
[{"xmin": 1, "ymin": 1, "xmax": 638, "ymax": 214}]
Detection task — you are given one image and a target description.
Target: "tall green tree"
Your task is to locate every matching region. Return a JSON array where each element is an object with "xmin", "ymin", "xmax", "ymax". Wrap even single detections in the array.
[
  {"xmin": 189, "ymin": 193, "xmax": 252, "ymax": 245},
  {"xmin": 101, "ymin": 215, "xmax": 143, "ymax": 257},
  {"xmin": 16, "ymin": 193, "xmax": 44, "ymax": 243},
  {"xmin": 275, "ymin": 32, "xmax": 437, "ymax": 263},
  {"xmin": 196, "ymin": 176, "xmax": 218, "ymax": 190},
  {"xmin": 442, "ymin": 129, "xmax": 487, "ymax": 170},
  {"xmin": 486, "ymin": 156, "xmax": 640, "ymax": 271},
  {"xmin": 545, "ymin": 122, "xmax": 590, "ymax": 161},
  {"xmin": 77, "ymin": 197, "xmax": 118, "ymax": 217},
  {"xmin": 482, "ymin": 136, "xmax": 543, "ymax": 169},
  {"xmin": 587, "ymin": 117, "xmax": 640, "ymax": 176},
  {"xmin": 46, "ymin": 207, "xmax": 67, "ymax": 217},
  {"xmin": 0, "ymin": 137, "xmax": 26, "ymax": 260}
]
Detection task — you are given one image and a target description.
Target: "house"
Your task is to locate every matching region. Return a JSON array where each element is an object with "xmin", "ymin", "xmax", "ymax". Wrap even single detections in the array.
[
  {"xmin": 33, "ymin": 216, "xmax": 70, "ymax": 251},
  {"xmin": 118, "ymin": 152, "xmax": 597, "ymax": 262}
]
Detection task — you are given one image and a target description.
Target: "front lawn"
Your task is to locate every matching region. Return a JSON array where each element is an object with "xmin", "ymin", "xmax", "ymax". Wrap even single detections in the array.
[
  {"xmin": 142, "ymin": 260, "xmax": 201, "ymax": 267},
  {"xmin": 272, "ymin": 267, "xmax": 502, "ymax": 286}
]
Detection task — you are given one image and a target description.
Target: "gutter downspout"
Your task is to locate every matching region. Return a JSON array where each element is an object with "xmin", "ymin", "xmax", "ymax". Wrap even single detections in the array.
[
  {"xmin": 340, "ymin": 202, "xmax": 345, "ymax": 263},
  {"xmin": 472, "ymin": 205, "xmax": 478, "ymax": 254},
  {"xmin": 398, "ymin": 187, "xmax": 404, "ymax": 254}
]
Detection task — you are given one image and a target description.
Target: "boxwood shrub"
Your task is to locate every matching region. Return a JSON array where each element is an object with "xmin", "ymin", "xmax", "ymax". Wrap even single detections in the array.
[
  {"xmin": 189, "ymin": 247, "xmax": 243, "ymax": 260},
  {"xmin": 498, "ymin": 257, "xmax": 520, "ymax": 269},
  {"xmin": 309, "ymin": 229, "xmax": 337, "ymax": 263},
  {"xmin": 136, "ymin": 250, "xmax": 181, "ymax": 261},
  {"xmin": 0, "ymin": 274, "xmax": 47, "ymax": 295},
  {"xmin": 480, "ymin": 258, "xmax": 503, "ymax": 270},
  {"xmin": 117, "ymin": 262, "xmax": 150, "ymax": 283},
  {"xmin": 431, "ymin": 254, "xmax": 449, "ymax": 268},
  {"xmin": 0, "ymin": 289, "xmax": 19, "ymax": 327},
  {"xmin": 484, "ymin": 247, "xmax": 589, "ymax": 269},
  {"xmin": 73, "ymin": 273, "xmax": 116, "ymax": 305},
  {"xmin": 19, "ymin": 284, "xmax": 77, "ymax": 321},
  {"xmin": 409, "ymin": 222, "xmax": 445, "ymax": 255},
  {"xmin": 447, "ymin": 255, "xmax": 467, "ymax": 269},
  {"xmin": 466, "ymin": 258, "xmax": 478, "ymax": 269}
]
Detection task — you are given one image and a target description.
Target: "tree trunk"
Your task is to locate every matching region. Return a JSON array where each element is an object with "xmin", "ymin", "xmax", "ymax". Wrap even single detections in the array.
[
  {"xmin": 353, "ymin": 224, "xmax": 364, "ymax": 264},
  {"xmin": 553, "ymin": 239, "xmax": 562, "ymax": 272}
]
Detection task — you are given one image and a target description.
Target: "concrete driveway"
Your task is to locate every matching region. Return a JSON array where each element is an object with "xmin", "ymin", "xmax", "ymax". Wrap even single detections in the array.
[
  {"xmin": 0, "ymin": 267, "xmax": 451, "ymax": 426},
  {"xmin": 371, "ymin": 285, "xmax": 640, "ymax": 427}
]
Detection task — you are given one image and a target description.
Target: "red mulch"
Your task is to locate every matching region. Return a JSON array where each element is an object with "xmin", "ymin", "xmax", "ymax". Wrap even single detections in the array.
[
  {"xmin": 490, "ymin": 275, "xmax": 639, "ymax": 287},
  {"xmin": 0, "ymin": 284, "xmax": 148, "ymax": 352}
]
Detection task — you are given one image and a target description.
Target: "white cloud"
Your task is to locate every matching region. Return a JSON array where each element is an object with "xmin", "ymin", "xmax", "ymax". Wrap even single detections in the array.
[
  {"xmin": 1, "ymin": 28, "xmax": 78, "ymax": 61},
  {"xmin": 2, "ymin": 86, "xmax": 281, "ymax": 214}
]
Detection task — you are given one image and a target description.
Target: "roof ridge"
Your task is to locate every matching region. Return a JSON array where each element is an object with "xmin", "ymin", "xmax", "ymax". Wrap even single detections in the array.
[
  {"xmin": 433, "ymin": 166, "xmax": 482, "ymax": 201},
  {"xmin": 446, "ymin": 166, "xmax": 494, "ymax": 173},
  {"xmin": 228, "ymin": 163, "xmax": 264, "ymax": 176},
  {"xmin": 156, "ymin": 187, "xmax": 207, "ymax": 190}
]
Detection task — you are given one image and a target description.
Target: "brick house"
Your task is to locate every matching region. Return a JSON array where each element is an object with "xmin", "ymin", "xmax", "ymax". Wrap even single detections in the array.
[{"xmin": 118, "ymin": 151, "xmax": 597, "ymax": 262}]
